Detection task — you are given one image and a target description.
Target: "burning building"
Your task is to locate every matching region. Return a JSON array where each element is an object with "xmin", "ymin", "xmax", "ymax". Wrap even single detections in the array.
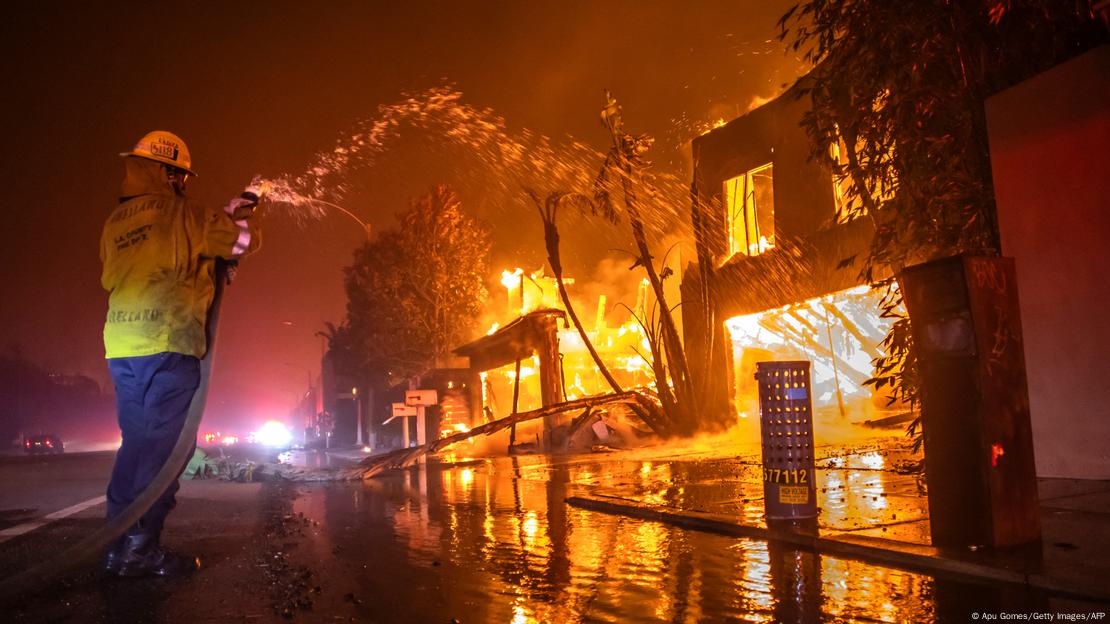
[
  {"xmin": 681, "ymin": 79, "xmax": 901, "ymax": 430},
  {"xmin": 445, "ymin": 81, "xmax": 900, "ymax": 446},
  {"xmin": 451, "ymin": 267, "xmax": 663, "ymax": 451},
  {"xmin": 677, "ymin": 43, "xmax": 1110, "ymax": 482}
]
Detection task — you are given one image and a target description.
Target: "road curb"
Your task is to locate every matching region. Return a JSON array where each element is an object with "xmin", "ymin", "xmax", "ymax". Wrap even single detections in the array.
[{"xmin": 565, "ymin": 494, "xmax": 1110, "ymax": 603}]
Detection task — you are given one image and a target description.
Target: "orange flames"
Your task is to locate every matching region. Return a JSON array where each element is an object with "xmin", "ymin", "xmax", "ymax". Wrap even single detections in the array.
[
  {"xmin": 726, "ymin": 285, "xmax": 901, "ymax": 422},
  {"xmin": 479, "ymin": 267, "xmax": 656, "ymax": 420}
]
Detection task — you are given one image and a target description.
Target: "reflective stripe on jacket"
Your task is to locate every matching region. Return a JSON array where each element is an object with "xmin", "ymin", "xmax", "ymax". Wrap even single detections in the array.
[{"xmin": 100, "ymin": 158, "xmax": 260, "ymax": 359}]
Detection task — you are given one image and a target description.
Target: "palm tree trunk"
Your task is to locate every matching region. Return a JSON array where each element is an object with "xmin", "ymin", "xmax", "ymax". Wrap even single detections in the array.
[{"xmin": 537, "ymin": 204, "xmax": 624, "ymax": 395}]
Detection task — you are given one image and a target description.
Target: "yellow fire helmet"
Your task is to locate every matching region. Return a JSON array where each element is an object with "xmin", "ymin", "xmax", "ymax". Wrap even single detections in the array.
[{"xmin": 120, "ymin": 130, "xmax": 197, "ymax": 176}]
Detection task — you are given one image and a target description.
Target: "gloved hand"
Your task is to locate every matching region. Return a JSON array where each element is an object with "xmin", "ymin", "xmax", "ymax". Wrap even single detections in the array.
[{"xmin": 224, "ymin": 191, "xmax": 259, "ymax": 220}]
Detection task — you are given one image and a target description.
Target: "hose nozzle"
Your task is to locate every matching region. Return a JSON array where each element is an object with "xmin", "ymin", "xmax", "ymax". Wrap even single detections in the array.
[{"xmin": 244, "ymin": 177, "xmax": 273, "ymax": 199}]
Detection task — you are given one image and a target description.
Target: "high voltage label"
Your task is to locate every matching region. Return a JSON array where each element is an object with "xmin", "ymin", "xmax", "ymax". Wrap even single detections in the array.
[{"xmin": 778, "ymin": 485, "xmax": 810, "ymax": 505}]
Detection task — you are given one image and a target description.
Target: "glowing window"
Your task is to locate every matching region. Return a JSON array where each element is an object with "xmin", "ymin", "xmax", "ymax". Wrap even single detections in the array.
[{"xmin": 723, "ymin": 163, "xmax": 775, "ymax": 258}]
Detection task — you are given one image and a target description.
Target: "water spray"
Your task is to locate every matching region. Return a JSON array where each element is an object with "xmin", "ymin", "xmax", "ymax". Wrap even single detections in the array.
[
  {"xmin": 233, "ymin": 87, "xmax": 692, "ymax": 245},
  {"xmin": 247, "ymin": 176, "xmax": 371, "ymax": 239}
]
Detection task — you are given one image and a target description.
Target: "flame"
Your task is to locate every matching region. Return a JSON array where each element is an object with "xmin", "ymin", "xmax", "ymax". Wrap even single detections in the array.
[
  {"xmin": 511, "ymin": 366, "xmax": 536, "ymax": 380},
  {"xmin": 479, "ymin": 371, "xmax": 489, "ymax": 391},
  {"xmin": 500, "ymin": 268, "xmax": 523, "ymax": 290},
  {"xmin": 748, "ymin": 235, "xmax": 772, "ymax": 256},
  {"xmin": 725, "ymin": 285, "xmax": 900, "ymax": 420},
  {"xmin": 697, "ymin": 117, "xmax": 729, "ymax": 137},
  {"xmin": 621, "ymin": 354, "xmax": 650, "ymax": 374},
  {"xmin": 440, "ymin": 421, "xmax": 472, "ymax": 440},
  {"xmin": 478, "ymin": 265, "xmax": 666, "ymax": 421},
  {"xmin": 499, "ymin": 266, "xmax": 575, "ymax": 316}
]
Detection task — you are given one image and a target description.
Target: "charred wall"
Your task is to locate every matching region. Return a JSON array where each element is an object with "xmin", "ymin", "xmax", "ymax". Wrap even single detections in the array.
[
  {"xmin": 689, "ymin": 80, "xmax": 875, "ymax": 318},
  {"xmin": 711, "ymin": 218, "xmax": 873, "ymax": 319},
  {"xmin": 691, "ymin": 80, "xmax": 842, "ymax": 265}
]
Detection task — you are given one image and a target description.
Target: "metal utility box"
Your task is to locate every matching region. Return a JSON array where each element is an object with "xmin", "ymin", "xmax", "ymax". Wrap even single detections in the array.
[
  {"xmin": 756, "ymin": 361, "xmax": 818, "ymax": 521},
  {"xmin": 900, "ymin": 255, "xmax": 1040, "ymax": 549}
]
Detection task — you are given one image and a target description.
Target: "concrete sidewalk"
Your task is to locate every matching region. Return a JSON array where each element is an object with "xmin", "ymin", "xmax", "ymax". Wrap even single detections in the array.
[{"xmin": 563, "ymin": 439, "xmax": 1110, "ymax": 603}]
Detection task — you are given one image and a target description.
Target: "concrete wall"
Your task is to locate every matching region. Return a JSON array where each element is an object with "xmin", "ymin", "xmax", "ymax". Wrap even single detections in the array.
[{"xmin": 986, "ymin": 45, "xmax": 1110, "ymax": 479}]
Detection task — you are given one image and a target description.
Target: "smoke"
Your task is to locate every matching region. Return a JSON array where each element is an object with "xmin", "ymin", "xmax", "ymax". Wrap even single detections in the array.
[{"xmin": 570, "ymin": 256, "xmax": 649, "ymax": 328}]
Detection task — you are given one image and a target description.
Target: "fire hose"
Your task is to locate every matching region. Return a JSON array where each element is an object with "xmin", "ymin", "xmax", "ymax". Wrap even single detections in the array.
[{"xmin": 0, "ymin": 260, "xmax": 231, "ymax": 603}]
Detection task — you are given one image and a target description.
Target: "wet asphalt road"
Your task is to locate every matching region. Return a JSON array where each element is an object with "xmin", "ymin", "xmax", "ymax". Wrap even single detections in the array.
[
  {"xmin": 0, "ymin": 451, "xmax": 115, "ymax": 519},
  {"xmin": 0, "ymin": 448, "xmax": 1104, "ymax": 622}
]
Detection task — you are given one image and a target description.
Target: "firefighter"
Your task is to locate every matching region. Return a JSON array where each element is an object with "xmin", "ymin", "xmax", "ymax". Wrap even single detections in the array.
[{"xmin": 100, "ymin": 131, "xmax": 261, "ymax": 577}]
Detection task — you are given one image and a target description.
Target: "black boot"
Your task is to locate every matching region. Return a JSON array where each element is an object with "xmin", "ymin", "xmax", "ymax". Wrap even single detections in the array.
[
  {"xmin": 102, "ymin": 535, "xmax": 125, "ymax": 574},
  {"xmin": 116, "ymin": 531, "xmax": 191, "ymax": 577}
]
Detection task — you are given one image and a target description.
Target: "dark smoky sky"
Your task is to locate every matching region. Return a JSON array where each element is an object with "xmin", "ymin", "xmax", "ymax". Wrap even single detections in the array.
[{"xmin": 0, "ymin": 0, "xmax": 802, "ymax": 432}]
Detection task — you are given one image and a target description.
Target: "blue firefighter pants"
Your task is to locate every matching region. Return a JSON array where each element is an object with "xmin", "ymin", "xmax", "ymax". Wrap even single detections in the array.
[{"xmin": 106, "ymin": 352, "xmax": 200, "ymax": 537}]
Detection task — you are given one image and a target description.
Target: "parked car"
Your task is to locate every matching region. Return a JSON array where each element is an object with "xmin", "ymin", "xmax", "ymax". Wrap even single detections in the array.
[{"xmin": 24, "ymin": 434, "xmax": 64, "ymax": 455}]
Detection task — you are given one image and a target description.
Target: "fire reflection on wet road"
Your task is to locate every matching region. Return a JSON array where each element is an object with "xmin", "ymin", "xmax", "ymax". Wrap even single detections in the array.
[{"xmin": 290, "ymin": 451, "xmax": 941, "ymax": 622}]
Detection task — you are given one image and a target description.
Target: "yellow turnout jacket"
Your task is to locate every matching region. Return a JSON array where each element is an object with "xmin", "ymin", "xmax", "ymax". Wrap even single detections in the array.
[{"xmin": 100, "ymin": 158, "xmax": 260, "ymax": 359}]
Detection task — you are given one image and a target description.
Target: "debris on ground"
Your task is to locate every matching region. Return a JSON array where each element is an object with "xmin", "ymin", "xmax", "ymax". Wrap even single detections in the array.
[
  {"xmin": 276, "ymin": 391, "xmax": 665, "ymax": 482},
  {"xmin": 185, "ymin": 447, "xmax": 283, "ymax": 482},
  {"xmin": 260, "ymin": 482, "xmax": 317, "ymax": 619},
  {"xmin": 180, "ymin": 392, "xmax": 667, "ymax": 485}
]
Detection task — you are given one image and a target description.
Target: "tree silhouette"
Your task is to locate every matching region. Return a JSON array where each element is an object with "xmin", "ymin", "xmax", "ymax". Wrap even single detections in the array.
[{"xmin": 343, "ymin": 185, "xmax": 490, "ymax": 385}]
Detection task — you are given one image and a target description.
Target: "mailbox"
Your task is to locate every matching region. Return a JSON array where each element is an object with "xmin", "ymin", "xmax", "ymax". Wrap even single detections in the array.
[
  {"xmin": 405, "ymin": 389, "xmax": 438, "ymax": 406},
  {"xmin": 391, "ymin": 403, "xmax": 418, "ymax": 418}
]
